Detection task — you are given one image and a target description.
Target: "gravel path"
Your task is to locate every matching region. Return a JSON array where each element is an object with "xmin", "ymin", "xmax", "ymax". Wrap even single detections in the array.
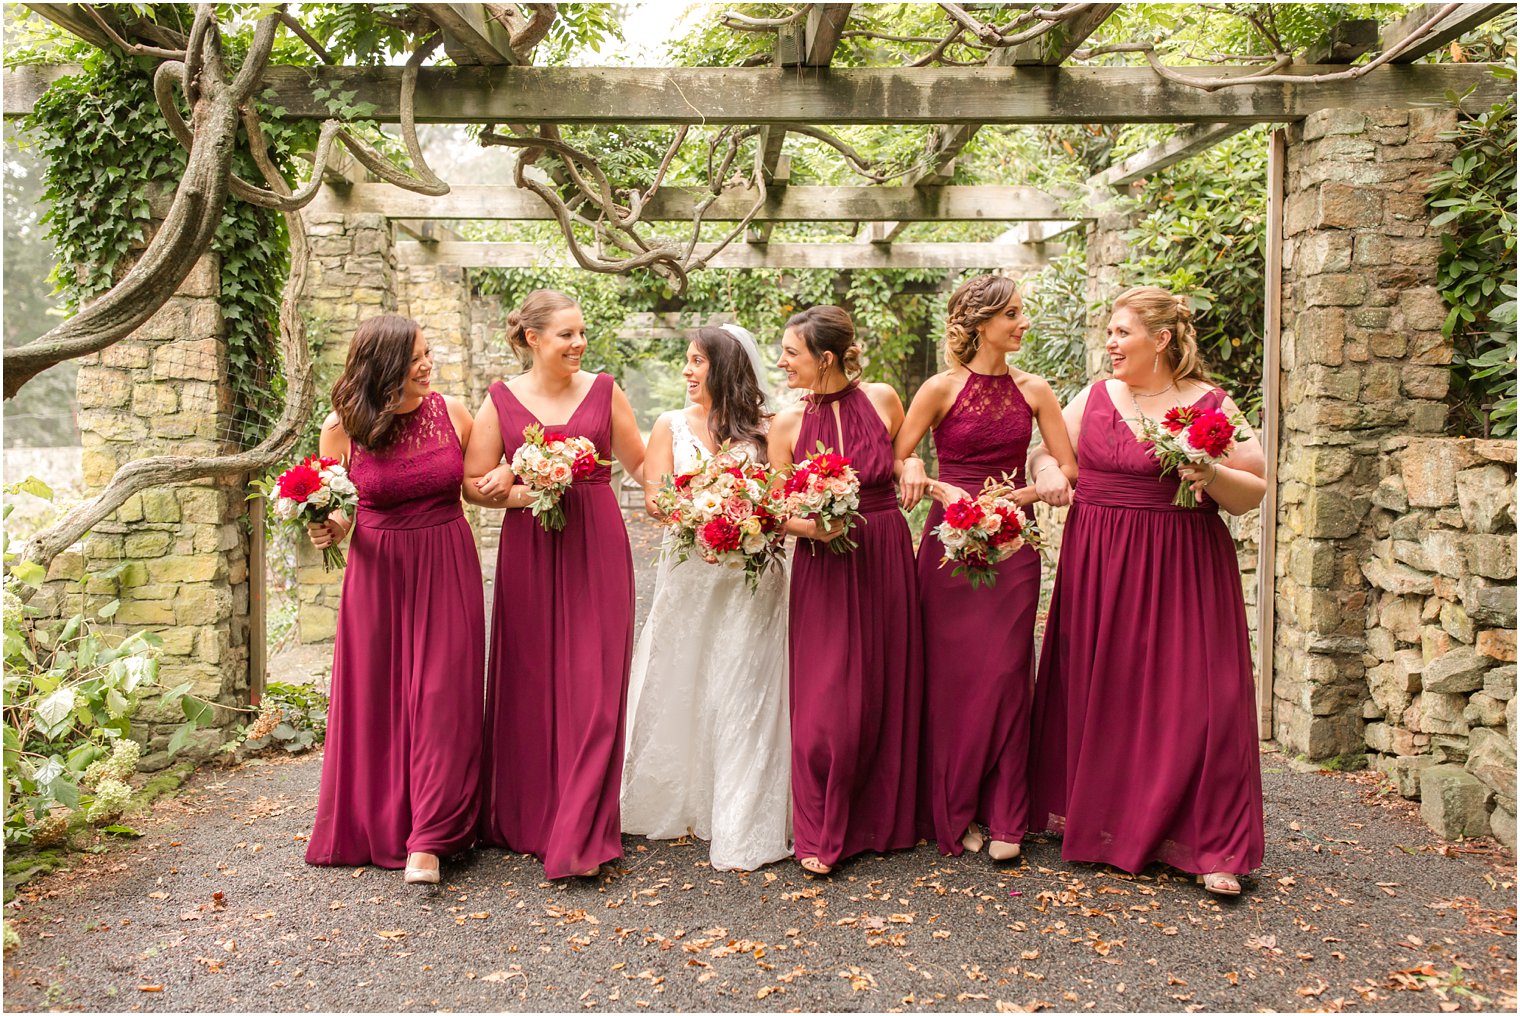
[{"xmin": 5, "ymin": 514, "xmax": 1514, "ymax": 1012}]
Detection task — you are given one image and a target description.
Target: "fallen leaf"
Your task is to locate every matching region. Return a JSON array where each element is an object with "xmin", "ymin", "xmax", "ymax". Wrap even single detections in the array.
[
  {"xmin": 376, "ymin": 929, "xmax": 407, "ymax": 939},
  {"xmin": 138, "ymin": 986, "xmax": 164, "ymax": 993},
  {"xmin": 147, "ymin": 891, "xmax": 169, "ymax": 900}
]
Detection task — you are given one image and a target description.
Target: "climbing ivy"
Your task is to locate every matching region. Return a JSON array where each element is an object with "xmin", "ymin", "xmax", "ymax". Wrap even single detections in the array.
[
  {"xmin": 24, "ymin": 48, "xmax": 300, "ymax": 450},
  {"xmin": 1428, "ymin": 81, "xmax": 1518, "ymax": 438}
]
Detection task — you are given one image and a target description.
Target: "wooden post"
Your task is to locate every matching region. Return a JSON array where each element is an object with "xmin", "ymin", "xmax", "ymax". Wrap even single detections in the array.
[
  {"xmin": 1256, "ymin": 128, "xmax": 1286, "ymax": 741},
  {"xmin": 249, "ymin": 494, "xmax": 267, "ymax": 706}
]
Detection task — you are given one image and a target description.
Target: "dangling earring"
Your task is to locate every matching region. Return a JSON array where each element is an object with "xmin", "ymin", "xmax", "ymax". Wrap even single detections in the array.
[{"xmin": 1151, "ymin": 352, "xmax": 1159, "ymax": 374}]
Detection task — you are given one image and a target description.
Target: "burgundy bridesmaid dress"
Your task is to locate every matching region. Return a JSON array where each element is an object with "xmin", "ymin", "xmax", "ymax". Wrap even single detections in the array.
[
  {"xmin": 788, "ymin": 383, "xmax": 924, "ymax": 868},
  {"xmin": 478, "ymin": 372, "xmax": 634, "ymax": 878},
  {"xmin": 306, "ymin": 391, "xmax": 484, "ymax": 869},
  {"xmin": 1027, "ymin": 380, "xmax": 1264, "ymax": 876},
  {"xmin": 917, "ymin": 370, "xmax": 1041, "ymax": 855}
]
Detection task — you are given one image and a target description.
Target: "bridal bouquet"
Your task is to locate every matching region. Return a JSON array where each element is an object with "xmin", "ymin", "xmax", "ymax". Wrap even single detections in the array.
[
  {"xmin": 781, "ymin": 441, "xmax": 861, "ymax": 555},
  {"xmin": 933, "ymin": 475, "xmax": 1038, "ymax": 590},
  {"xmin": 251, "ymin": 455, "xmax": 359, "ymax": 570},
  {"xmin": 655, "ymin": 447, "xmax": 787, "ymax": 591},
  {"xmin": 511, "ymin": 423, "xmax": 607, "ymax": 532},
  {"xmin": 1138, "ymin": 404, "xmax": 1249, "ymax": 508}
]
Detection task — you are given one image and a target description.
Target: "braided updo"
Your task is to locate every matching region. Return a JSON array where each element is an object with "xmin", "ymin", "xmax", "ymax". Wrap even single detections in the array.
[
  {"xmin": 505, "ymin": 288, "xmax": 579, "ymax": 367},
  {"xmin": 944, "ymin": 274, "xmax": 1020, "ymax": 367},
  {"xmin": 1110, "ymin": 285, "xmax": 1210, "ymax": 384}
]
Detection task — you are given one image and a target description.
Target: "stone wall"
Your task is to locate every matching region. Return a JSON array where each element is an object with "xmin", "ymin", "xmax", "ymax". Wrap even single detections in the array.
[
  {"xmin": 47, "ymin": 252, "xmax": 250, "ymax": 759},
  {"xmin": 1360, "ymin": 436, "xmax": 1516, "ymax": 847},
  {"xmin": 1269, "ymin": 106, "xmax": 1461, "ymax": 759},
  {"xmin": 292, "ymin": 212, "xmax": 396, "ymax": 644}
]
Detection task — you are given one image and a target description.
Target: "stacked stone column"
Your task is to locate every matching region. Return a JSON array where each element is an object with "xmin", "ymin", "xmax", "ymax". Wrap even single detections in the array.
[
  {"xmin": 292, "ymin": 212, "xmax": 396, "ymax": 643},
  {"xmin": 61, "ymin": 252, "xmax": 250, "ymax": 760}
]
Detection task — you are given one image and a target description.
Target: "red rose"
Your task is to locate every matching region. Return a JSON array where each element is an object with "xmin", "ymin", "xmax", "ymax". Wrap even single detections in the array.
[
  {"xmin": 700, "ymin": 517, "xmax": 742, "ymax": 553},
  {"xmin": 675, "ymin": 472, "xmax": 695, "ymax": 490},
  {"xmin": 783, "ymin": 469, "xmax": 810, "ymax": 495},
  {"xmin": 1162, "ymin": 406, "xmax": 1200, "ymax": 435},
  {"xmin": 544, "ymin": 432, "xmax": 567, "ymax": 444},
  {"xmin": 572, "ymin": 451, "xmax": 597, "ymax": 480},
  {"xmin": 1187, "ymin": 410, "xmax": 1236, "ymax": 459},
  {"xmin": 990, "ymin": 507, "xmax": 1023, "ymax": 545},
  {"xmin": 275, "ymin": 464, "xmax": 322, "ymax": 502},
  {"xmin": 943, "ymin": 498, "xmax": 985, "ymax": 531}
]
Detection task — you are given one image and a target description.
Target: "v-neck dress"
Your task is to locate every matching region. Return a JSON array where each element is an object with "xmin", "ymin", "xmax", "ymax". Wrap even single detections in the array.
[
  {"xmin": 1026, "ymin": 380, "xmax": 1264, "ymax": 876},
  {"xmin": 477, "ymin": 372, "xmax": 635, "ymax": 878}
]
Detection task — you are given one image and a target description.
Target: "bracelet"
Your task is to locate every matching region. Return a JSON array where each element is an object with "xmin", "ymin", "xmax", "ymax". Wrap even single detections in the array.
[
  {"xmin": 1204, "ymin": 463, "xmax": 1219, "ymax": 486},
  {"xmin": 1035, "ymin": 463, "xmax": 1059, "ymax": 476}
]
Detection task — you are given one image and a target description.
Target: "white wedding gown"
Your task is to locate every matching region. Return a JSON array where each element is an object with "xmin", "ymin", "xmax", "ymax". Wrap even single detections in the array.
[{"xmin": 621, "ymin": 410, "xmax": 792, "ymax": 871}]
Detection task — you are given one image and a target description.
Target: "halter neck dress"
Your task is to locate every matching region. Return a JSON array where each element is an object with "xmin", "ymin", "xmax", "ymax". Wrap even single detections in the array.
[
  {"xmin": 917, "ymin": 369, "xmax": 1041, "ymax": 855},
  {"xmin": 787, "ymin": 383, "xmax": 924, "ymax": 868}
]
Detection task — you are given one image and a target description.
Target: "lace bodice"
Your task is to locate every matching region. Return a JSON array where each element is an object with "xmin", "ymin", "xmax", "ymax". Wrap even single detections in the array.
[
  {"xmin": 932, "ymin": 370, "xmax": 1032, "ymax": 489},
  {"xmin": 666, "ymin": 410, "xmax": 762, "ymax": 474},
  {"xmin": 349, "ymin": 391, "xmax": 464, "ymax": 513}
]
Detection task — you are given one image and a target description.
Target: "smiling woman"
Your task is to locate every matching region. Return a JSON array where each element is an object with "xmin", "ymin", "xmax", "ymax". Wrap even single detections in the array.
[{"xmin": 462, "ymin": 289, "xmax": 648, "ymax": 880}]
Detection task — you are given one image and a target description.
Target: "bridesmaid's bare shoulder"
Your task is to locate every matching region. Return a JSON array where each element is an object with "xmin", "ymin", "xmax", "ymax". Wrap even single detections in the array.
[
  {"xmin": 321, "ymin": 411, "xmax": 345, "ymax": 436},
  {"xmin": 860, "ymin": 380, "xmax": 904, "ymax": 413}
]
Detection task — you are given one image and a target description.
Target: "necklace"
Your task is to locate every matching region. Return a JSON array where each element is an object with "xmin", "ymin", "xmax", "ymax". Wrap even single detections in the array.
[{"xmin": 1127, "ymin": 378, "xmax": 1177, "ymax": 425}]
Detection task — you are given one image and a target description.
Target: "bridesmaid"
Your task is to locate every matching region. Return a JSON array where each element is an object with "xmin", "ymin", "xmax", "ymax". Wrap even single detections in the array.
[
  {"xmin": 463, "ymin": 289, "xmax": 645, "ymax": 880},
  {"xmin": 304, "ymin": 314, "xmax": 484, "ymax": 885},
  {"xmin": 895, "ymin": 275, "xmax": 1077, "ymax": 861},
  {"xmin": 1025, "ymin": 285, "xmax": 1266, "ymax": 896},
  {"xmin": 769, "ymin": 305, "xmax": 923, "ymax": 875}
]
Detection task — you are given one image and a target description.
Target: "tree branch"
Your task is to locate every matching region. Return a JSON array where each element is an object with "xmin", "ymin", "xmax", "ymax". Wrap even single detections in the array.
[{"xmin": 2, "ymin": 4, "xmax": 278, "ymax": 399}]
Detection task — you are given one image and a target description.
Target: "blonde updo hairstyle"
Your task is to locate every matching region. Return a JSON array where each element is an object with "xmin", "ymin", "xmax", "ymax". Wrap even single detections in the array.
[
  {"xmin": 1111, "ymin": 285, "xmax": 1210, "ymax": 385},
  {"xmin": 506, "ymin": 288, "xmax": 579, "ymax": 367},
  {"xmin": 785, "ymin": 305, "xmax": 862, "ymax": 386},
  {"xmin": 945, "ymin": 273, "xmax": 1021, "ymax": 367}
]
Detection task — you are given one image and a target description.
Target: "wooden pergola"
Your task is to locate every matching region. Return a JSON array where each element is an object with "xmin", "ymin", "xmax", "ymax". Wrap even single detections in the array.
[
  {"xmin": 3, "ymin": 1, "xmax": 1513, "ymax": 727},
  {"xmin": 7, "ymin": 2, "xmax": 1507, "ymax": 274}
]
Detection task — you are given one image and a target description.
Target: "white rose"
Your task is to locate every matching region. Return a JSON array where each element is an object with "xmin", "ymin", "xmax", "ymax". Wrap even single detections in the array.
[
  {"xmin": 274, "ymin": 497, "xmax": 299, "ymax": 520},
  {"xmin": 328, "ymin": 475, "xmax": 356, "ymax": 497},
  {"xmin": 939, "ymin": 527, "xmax": 969, "ymax": 550},
  {"xmin": 742, "ymin": 532, "xmax": 768, "ymax": 555},
  {"xmin": 693, "ymin": 491, "xmax": 723, "ymax": 518},
  {"xmin": 305, "ymin": 486, "xmax": 333, "ymax": 509}
]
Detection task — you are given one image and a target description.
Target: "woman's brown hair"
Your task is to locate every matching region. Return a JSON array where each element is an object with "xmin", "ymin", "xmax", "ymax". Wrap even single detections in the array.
[
  {"xmin": 506, "ymin": 289, "xmax": 579, "ymax": 367},
  {"xmin": 784, "ymin": 304, "xmax": 861, "ymax": 386},
  {"xmin": 690, "ymin": 327, "xmax": 771, "ymax": 462},
  {"xmin": 1112, "ymin": 285, "xmax": 1211, "ymax": 385},
  {"xmin": 944, "ymin": 274, "xmax": 1020, "ymax": 367},
  {"xmin": 330, "ymin": 314, "xmax": 424, "ymax": 451}
]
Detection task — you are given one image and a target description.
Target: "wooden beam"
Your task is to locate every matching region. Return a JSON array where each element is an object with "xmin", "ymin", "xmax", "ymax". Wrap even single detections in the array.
[
  {"xmin": 1007, "ymin": 3, "xmax": 1122, "ymax": 65},
  {"xmin": 1003, "ymin": 220, "xmax": 1082, "ymax": 244},
  {"xmin": 1300, "ymin": 18, "xmax": 1379, "ymax": 65},
  {"xmin": 1086, "ymin": 14, "xmax": 1376, "ymax": 192},
  {"xmin": 311, "ymin": 182, "xmax": 1076, "ymax": 221},
  {"xmin": 804, "ymin": 3, "xmax": 853, "ymax": 66},
  {"xmin": 422, "ymin": 3, "xmax": 525, "ymax": 65},
  {"xmin": 399, "ymin": 241, "xmax": 1051, "ymax": 270},
  {"xmin": 10, "ymin": 64, "xmax": 1505, "ymax": 123},
  {"xmin": 1090, "ymin": 123, "xmax": 1251, "ymax": 190},
  {"xmin": 758, "ymin": 5, "xmax": 849, "ymax": 241},
  {"xmin": 1384, "ymin": 3, "xmax": 1512, "ymax": 62},
  {"xmin": 1256, "ymin": 128, "xmax": 1286, "ymax": 741}
]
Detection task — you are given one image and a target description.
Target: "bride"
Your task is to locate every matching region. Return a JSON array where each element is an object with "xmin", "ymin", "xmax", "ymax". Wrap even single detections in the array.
[{"xmin": 621, "ymin": 324, "xmax": 791, "ymax": 871}]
